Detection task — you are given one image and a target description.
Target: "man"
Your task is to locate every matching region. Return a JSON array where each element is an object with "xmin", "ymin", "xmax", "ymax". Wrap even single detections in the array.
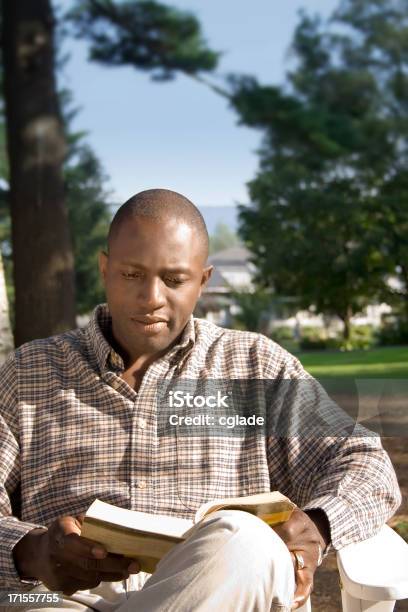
[{"xmin": 0, "ymin": 189, "xmax": 401, "ymax": 611}]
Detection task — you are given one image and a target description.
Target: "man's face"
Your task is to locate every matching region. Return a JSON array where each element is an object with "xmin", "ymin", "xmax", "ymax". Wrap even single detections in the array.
[{"xmin": 99, "ymin": 216, "xmax": 212, "ymax": 363}]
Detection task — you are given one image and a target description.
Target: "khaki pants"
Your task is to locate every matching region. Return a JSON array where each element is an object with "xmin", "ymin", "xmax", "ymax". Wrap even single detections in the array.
[{"xmin": 5, "ymin": 510, "xmax": 295, "ymax": 612}]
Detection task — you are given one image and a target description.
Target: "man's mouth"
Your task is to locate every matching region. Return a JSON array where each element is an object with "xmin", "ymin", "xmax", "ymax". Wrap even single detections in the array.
[
  {"xmin": 132, "ymin": 315, "xmax": 168, "ymax": 324},
  {"xmin": 131, "ymin": 316, "xmax": 168, "ymax": 334}
]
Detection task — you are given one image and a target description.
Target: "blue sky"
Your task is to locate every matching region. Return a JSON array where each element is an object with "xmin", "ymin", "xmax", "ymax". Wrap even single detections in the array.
[{"xmin": 57, "ymin": 0, "xmax": 338, "ymax": 211}]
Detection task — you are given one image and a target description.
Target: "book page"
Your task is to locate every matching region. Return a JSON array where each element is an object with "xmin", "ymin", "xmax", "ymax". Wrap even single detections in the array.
[{"xmin": 85, "ymin": 500, "xmax": 193, "ymax": 539}]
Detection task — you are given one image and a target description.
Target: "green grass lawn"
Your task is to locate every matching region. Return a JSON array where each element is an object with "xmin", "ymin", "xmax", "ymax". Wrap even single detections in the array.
[{"xmin": 295, "ymin": 345, "xmax": 408, "ymax": 378}]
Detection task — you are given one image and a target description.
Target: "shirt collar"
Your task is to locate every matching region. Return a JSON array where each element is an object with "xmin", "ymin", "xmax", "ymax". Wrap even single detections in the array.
[{"xmin": 86, "ymin": 304, "xmax": 195, "ymax": 374}]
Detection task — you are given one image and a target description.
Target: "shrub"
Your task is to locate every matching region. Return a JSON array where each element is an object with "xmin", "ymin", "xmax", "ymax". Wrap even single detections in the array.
[
  {"xmin": 270, "ymin": 326, "xmax": 294, "ymax": 343},
  {"xmin": 299, "ymin": 327, "xmax": 328, "ymax": 351},
  {"xmin": 299, "ymin": 336, "xmax": 328, "ymax": 351},
  {"xmin": 269, "ymin": 326, "xmax": 299, "ymax": 352},
  {"xmin": 337, "ymin": 325, "xmax": 375, "ymax": 351},
  {"xmin": 299, "ymin": 325, "xmax": 375, "ymax": 351}
]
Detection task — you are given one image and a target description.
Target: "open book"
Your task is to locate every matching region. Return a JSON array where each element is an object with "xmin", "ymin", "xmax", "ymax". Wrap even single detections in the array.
[{"xmin": 81, "ymin": 492, "xmax": 295, "ymax": 573}]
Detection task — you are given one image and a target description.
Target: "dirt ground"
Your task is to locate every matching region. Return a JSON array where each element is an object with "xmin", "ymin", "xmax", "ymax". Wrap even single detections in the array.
[{"xmin": 311, "ymin": 437, "xmax": 408, "ymax": 611}]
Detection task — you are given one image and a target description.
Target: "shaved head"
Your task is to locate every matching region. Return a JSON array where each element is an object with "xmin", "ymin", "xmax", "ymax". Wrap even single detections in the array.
[
  {"xmin": 100, "ymin": 188, "xmax": 213, "ymax": 364},
  {"xmin": 108, "ymin": 189, "xmax": 209, "ymax": 261}
]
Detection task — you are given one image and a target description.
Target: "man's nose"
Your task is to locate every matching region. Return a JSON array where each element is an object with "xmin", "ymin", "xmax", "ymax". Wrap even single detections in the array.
[{"xmin": 137, "ymin": 277, "xmax": 166, "ymax": 309}]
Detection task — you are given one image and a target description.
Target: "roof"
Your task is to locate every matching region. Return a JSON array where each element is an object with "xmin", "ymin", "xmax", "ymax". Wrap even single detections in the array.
[
  {"xmin": 208, "ymin": 246, "xmax": 251, "ymax": 266},
  {"xmin": 205, "ymin": 245, "xmax": 254, "ymax": 293},
  {"xmin": 205, "ymin": 268, "xmax": 230, "ymax": 291}
]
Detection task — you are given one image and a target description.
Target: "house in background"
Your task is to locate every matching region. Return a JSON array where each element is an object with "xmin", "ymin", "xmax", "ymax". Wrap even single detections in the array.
[{"xmin": 195, "ymin": 246, "xmax": 254, "ymax": 326}]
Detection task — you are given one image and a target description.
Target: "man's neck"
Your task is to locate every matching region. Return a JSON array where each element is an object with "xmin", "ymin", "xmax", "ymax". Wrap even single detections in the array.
[{"xmin": 120, "ymin": 363, "xmax": 148, "ymax": 392}]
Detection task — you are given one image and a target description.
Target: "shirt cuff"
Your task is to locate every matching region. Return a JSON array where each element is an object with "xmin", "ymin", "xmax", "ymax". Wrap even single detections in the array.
[
  {"xmin": 302, "ymin": 494, "xmax": 358, "ymax": 550},
  {"xmin": 0, "ymin": 516, "xmax": 46, "ymax": 590},
  {"xmin": 303, "ymin": 507, "xmax": 331, "ymax": 556}
]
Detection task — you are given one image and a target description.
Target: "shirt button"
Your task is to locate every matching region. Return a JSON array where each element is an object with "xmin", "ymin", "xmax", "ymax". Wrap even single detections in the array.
[
  {"xmin": 137, "ymin": 418, "xmax": 147, "ymax": 430},
  {"xmin": 136, "ymin": 481, "xmax": 147, "ymax": 489}
]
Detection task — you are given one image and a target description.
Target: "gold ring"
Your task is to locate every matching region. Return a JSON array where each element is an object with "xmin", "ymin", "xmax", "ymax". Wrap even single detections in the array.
[{"xmin": 293, "ymin": 551, "xmax": 305, "ymax": 571}]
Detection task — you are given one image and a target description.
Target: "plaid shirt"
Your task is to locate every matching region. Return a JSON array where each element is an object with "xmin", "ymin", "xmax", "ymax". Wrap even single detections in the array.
[{"xmin": 0, "ymin": 304, "xmax": 401, "ymax": 589}]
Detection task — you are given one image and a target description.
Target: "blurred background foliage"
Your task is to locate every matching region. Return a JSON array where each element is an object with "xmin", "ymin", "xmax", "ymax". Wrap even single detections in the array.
[{"xmin": 229, "ymin": 0, "xmax": 408, "ymax": 340}]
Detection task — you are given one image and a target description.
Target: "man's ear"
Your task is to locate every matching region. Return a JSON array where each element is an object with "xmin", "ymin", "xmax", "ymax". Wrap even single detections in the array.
[
  {"xmin": 98, "ymin": 251, "xmax": 108, "ymax": 286},
  {"xmin": 198, "ymin": 265, "xmax": 213, "ymax": 297}
]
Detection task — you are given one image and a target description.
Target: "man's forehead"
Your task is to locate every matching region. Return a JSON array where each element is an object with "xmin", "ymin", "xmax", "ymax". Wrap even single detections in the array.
[
  {"xmin": 107, "ymin": 214, "xmax": 209, "ymax": 266},
  {"xmin": 108, "ymin": 218, "xmax": 206, "ymax": 263},
  {"xmin": 118, "ymin": 215, "xmax": 193, "ymax": 238},
  {"xmin": 112, "ymin": 217, "xmax": 201, "ymax": 249},
  {"xmin": 117, "ymin": 259, "xmax": 195, "ymax": 273}
]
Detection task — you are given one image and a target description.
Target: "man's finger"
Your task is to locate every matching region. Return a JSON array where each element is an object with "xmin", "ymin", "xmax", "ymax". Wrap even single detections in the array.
[
  {"xmin": 52, "ymin": 532, "xmax": 107, "ymax": 563},
  {"xmin": 50, "ymin": 517, "xmax": 107, "ymax": 560},
  {"xmin": 59, "ymin": 561, "xmax": 128, "ymax": 584},
  {"xmin": 291, "ymin": 569, "xmax": 314, "ymax": 610},
  {"xmin": 54, "ymin": 547, "xmax": 137, "ymax": 575},
  {"xmin": 56, "ymin": 516, "xmax": 82, "ymax": 538},
  {"xmin": 75, "ymin": 553, "xmax": 132, "ymax": 573}
]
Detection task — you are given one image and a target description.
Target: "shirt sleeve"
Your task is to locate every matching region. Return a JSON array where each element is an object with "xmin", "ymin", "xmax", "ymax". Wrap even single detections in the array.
[
  {"xmin": 0, "ymin": 353, "xmax": 46, "ymax": 590},
  {"xmin": 262, "ymin": 337, "xmax": 402, "ymax": 550},
  {"xmin": 299, "ymin": 434, "xmax": 401, "ymax": 549}
]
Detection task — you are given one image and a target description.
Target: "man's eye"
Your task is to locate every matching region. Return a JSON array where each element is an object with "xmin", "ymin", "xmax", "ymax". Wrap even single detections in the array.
[
  {"xmin": 122, "ymin": 272, "xmax": 141, "ymax": 279},
  {"xmin": 165, "ymin": 277, "xmax": 184, "ymax": 285}
]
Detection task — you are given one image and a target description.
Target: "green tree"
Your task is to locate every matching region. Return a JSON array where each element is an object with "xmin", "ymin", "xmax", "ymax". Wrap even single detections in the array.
[
  {"xmin": 231, "ymin": 288, "xmax": 273, "ymax": 333},
  {"xmin": 229, "ymin": 0, "xmax": 408, "ymax": 338},
  {"xmin": 65, "ymin": 145, "xmax": 112, "ymax": 314},
  {"xmin": 209, "ymin": 222, "xmax": 240, "ymax": 255},
  {"xmin": 373, "ymin": 175, "xmax": 408, "ymax": 320},
  {"xmin": 67, "ymin": 0, "xmax": 218, "ymax": 80},
  {"xmin": 58, "ymin": 84, "xmax": 112, "ymax": 315}
]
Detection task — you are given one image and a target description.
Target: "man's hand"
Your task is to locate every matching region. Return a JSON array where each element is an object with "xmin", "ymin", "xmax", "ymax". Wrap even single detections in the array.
[
  {"xmin": 13, "ymin": 515, "xmax": 140, "ymax": 596},
  {"xmin": 273, "ymin": 508, "xmax": 330, "ymax": 610}
]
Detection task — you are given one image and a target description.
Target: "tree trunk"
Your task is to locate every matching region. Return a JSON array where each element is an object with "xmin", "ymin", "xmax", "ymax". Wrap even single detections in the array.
[
  {"xmin": 0, "ymin": 250, "xmax": 14, "ymax": 363},
  {"xmin": 1, "ymin": 0, "xmax": 76, "ymax": 346},
  {"xmin": 340, "ymin": 307, "xmax": 352, "ymax": 341}
]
